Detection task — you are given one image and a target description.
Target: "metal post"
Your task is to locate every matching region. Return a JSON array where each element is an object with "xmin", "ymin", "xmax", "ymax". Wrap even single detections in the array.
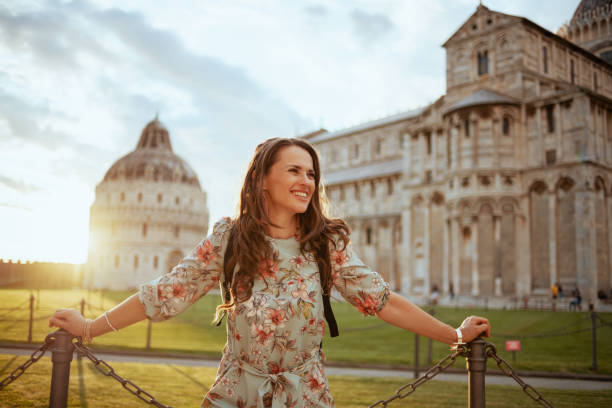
[
  {"xmin": 49, "ymin": 329, "xmax": 74, "ymax": 408},
  {"xmin": 466, "ymin": 337, "xmax": 486, "ymax": 408},
  {"xmin": 414, "ymin": 333, "xmax": 420, "ymax": 378},
  {"xmin": 146, "ymin": 319, "xmax": 152, "ymax": 350},
  {"xmin": 591, "ymin": 312, "xmax": 597, "ymax": 372},
  {"xmin": 28, "ymin": 293, "xmax": 34, "ymax": 342}
]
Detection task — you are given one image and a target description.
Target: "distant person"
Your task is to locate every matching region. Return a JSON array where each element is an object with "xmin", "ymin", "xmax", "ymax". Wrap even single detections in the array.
[
  {"xmin": 558, "ymin": 283, "xmax": 563, "ymax": 299},
  {"xmin": 569, "ymin": 287, "xmax": 582, "ymax": 312},
  {"xmin": 49, "ymin": 138, "xmax": 491, "ymax": 407},
  {"xmin": 551, "ymin": 282, "xmax": 559, "ymax": 311}
]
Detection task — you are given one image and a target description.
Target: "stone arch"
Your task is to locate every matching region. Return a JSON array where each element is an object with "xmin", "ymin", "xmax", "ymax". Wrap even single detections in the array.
[
  {"xmin": 594, "ymin": 176, "xmax": 610, "ymax": 293},
  {"xmin": 458, "ymin": 199, "xmax": 473, "ymax": 216},
  {"xmin": 529, "ymin": 180, "xmax": 550, "ymax": 291},
  {"xmin": 556, "ymin": 176, "xmax": 576, "ymax": 286},
  {"xmin": 429, "ymin": 191, "xmax": 445, "ymax": 292},
  {"xmin": 411, "ymin": 194, "xmax": 424, "ymax": 206},
  {"xmin": 477, "ymin": 200, "xmax": 495, "ymax": 295}
]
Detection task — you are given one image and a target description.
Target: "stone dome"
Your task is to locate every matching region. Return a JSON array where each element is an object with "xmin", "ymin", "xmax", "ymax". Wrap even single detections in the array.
[
  {"xmin": 571, "ymin": 0, "xmax": 612, "ymax": 24},
  {"xmin": 103, "ymin": 119, "xmax": 201, "ymax": 187}
]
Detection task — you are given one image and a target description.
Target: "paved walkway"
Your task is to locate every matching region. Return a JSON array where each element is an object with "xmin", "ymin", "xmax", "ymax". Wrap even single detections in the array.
[{"xmin": 2, "ymin": 347, "xmax": 611, "ymax": 391}]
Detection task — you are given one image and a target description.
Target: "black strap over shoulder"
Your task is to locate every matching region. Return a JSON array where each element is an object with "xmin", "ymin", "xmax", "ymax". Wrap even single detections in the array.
[
  {"xmin": 218, "ymin": 226, "xmax": 338, "ymax": 337},
  {"xmin": 316, "ymin": 238, "xmax": 339, "ymax": 338}
]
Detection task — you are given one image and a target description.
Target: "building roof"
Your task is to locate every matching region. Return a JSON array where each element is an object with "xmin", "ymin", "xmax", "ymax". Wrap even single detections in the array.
[
  {"xmin": 307, "ymin": 107, "xmax": 425, "ymax": 144},
  {"xmin": 323, "ymin": 159, "xmax": 403, "ymax": 185},
  {"xmin": 571, "ymin": 0, "xmax": 612, "ymax": 24},
  {"xmin": 103, "ymin": 119, "xmax": 201, "ymax": 187},
  {"xmin": 444, "ymin": 89, "xmax": 519, "ymax": 115}
]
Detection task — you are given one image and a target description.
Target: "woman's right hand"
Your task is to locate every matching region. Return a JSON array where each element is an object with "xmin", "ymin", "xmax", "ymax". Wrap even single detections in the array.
[{"xmin": 48, "ymin": 308, "xmax": 86, "ymax": 337}]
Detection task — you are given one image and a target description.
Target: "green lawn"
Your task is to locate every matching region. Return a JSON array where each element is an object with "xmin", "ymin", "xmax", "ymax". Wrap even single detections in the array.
[
  {"xmin": 1, "ymin": 289, "xmax": 611, "ymax": 374},
  {"xmin": 1, "ymin": 354, "xmax": 610, "ymax": 407}
]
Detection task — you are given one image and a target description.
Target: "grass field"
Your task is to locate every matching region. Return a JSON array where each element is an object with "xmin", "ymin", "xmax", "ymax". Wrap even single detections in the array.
[
  {"xmin": 1, "ymin": 354, "xmax": 611, "ymax": 407},
  {"xmin": 0, "ymin": 289, "xmax": 611, "ymax": 375}
]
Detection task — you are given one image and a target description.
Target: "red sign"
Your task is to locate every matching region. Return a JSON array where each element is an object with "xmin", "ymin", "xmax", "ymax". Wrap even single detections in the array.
[{"xmin": 505, "ymin": 340, "xmax": 521, "ymax": 351}]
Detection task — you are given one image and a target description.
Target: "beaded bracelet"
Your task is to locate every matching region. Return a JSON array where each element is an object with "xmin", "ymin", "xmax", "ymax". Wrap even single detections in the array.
[
  {"xmin": 83, "ymin": 318, "xmax": 93, "ymax": 343},
  {"xmin": 104, "ymin": 311, "xmax": 119, "ymax": 332}
]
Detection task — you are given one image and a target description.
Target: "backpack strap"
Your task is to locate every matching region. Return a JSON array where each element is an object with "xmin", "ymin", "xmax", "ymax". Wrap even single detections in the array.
[{"xmin": 316, "ymin": 238, "xmax": 339, "ymax": 338}]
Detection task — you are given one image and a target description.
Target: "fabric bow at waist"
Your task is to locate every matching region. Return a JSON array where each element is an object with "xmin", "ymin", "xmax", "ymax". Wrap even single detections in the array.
[{"xmin": 236, "ymin": 356, "xmax": 318, "ymax": 408}]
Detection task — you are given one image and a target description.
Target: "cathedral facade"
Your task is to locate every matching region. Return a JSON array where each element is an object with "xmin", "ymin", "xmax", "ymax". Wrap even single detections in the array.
[
  {"xmin": 306, "ymin": 2, "xmax": 612, "ymax": 305},
  {"xmin": 86, "ymin": 119, "xmax": 209, "ymax": 290}
]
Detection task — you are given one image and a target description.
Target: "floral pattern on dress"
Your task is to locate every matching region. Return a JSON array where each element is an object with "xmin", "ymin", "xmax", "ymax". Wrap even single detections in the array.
[{"xmin": 139, "ymin": 218, "xmax": 390, "ymax": 407}]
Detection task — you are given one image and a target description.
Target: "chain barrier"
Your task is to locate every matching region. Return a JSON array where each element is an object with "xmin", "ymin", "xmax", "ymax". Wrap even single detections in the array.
[
  {"xmin": 72, "ymin": 337, "xmax": 173, "ymax": 408},
  {"xmin": 0, "ymin": 333, "xmax": 55, "ymax": 391},
  {"xmin": 369, "ymin": 343, "xmax": 468, "ymax": 407},
  {"xmin": 485, "ymin": 342, "xmax": 556, "ymax": 408}
]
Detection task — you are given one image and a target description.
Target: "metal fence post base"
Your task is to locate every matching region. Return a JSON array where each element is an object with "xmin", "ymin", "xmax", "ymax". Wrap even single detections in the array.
[
  {"xmin": 467, "ymin": 337, "xmax": 486, "ymax": 408},
  {"xmin": 49, "ymin": 329, "xmax": 74, "ymax": 408}
]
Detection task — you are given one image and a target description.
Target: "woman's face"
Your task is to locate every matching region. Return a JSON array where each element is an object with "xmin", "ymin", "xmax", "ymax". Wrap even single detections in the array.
[{"xmin": 262, "ymin": 145, "xmax": 316, "ymax": 220}]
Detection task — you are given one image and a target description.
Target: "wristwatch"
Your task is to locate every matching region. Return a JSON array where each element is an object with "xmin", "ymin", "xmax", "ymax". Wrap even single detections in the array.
[{"xmin": 455, "ymin": 327, "xmax": 463, "ymax": 343}]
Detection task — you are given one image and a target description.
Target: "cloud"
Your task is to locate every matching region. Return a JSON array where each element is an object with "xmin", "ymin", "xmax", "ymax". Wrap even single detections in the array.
[
  {"xmin": 350, "ymin": 9, "xmax": 395, "ymax": 46},
  {"xmin": 0, "ymin": 175, "xmax": 40, "ymax": 193},
  {"xmin": 0, "ymin": 202, "xmax": 31, "ymax": 211},
  {"xmin": 303, "ymin": 4, "xmax": 328, "ymax": 17}
]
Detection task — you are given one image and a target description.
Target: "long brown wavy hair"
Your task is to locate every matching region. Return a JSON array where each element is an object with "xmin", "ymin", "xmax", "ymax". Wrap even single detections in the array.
[{"xmin": 214, "ymin": 138, "xmax": 349, "ymax": 321}]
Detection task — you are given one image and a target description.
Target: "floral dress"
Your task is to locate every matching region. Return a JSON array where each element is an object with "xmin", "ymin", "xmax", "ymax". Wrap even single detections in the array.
[{"xmin": 139, "ymin": 218, "xmax": 390, "ymax": 408}]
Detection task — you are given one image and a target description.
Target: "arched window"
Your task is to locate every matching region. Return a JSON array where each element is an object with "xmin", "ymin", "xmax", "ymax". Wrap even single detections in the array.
[
  {"xmin": 477, "ymin": 50, "xmax": 489, "ymax": 75},
  {"xmin": 502, "ymin": 116, "xmax": 511, "ymax": 136},
  {"xmin": 157, "ymin": 193, "xmax": 163, "ymax": 203},
  {"xmin": 138, "ymin": 192, "xmax": 142, "ymax": 202},
  {"xmin": 120, "ymin": 192, "xmax": 125, "ymax": 202},
  {"xmin": 366, "ymin": 227, "xmax": 373, "ymax": 245},
  {"xmin": 134, "ymin": 255, "xmax": 139, "ymax": 268},
  {"xmin": 114, "ymin": 254, "xmax": 119, "ymax": 268},
  {"xmin": 370, "ymin": 180, "xmax": 376, "ymax": 197},
  {"xmin": 570, "ymin": 59, "xmax": 575, "ymax": 84},
  {"xmin": 387, "ymin": 178, "xmax": 394, "ymax": 195},
  {"xmin": 142, "ymin": 223, "xmax": 147, "ymax": 237},
  {"xmin": 354, "ymin": 183, "xmax": 360, "ymax": 200},
  {"xmin": 175, "ymin": 196, "xmax": 180, "ymax": 205},
  {"xmin": 153, "ymin": 256, "xmax": 158, "ymax": 269},
  {"xmin": 174, "ymin": 226, "xmax": 180, "ymax": 238},
  {"xmin": 542, "ymin": 46, "xmax": 548, "ymax": 73}
]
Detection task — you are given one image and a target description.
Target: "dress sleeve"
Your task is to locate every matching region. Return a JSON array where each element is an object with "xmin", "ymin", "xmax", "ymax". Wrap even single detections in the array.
[
  {"xmin": 330, "ymin": 239, "xmax": 390, "ymax": 316},
  {"xmin": 138, "ymin": 217, "xmax": 232, "ymax": 321}
]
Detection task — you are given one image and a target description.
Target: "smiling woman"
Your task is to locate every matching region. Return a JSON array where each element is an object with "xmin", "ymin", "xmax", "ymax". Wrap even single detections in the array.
[{"xmin": 49, "ymin": 137, "xmax": 490, "ymax": 408}]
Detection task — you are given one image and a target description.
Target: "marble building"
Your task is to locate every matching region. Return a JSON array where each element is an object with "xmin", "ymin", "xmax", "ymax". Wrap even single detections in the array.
[
  {"xmin": 86, "ymin": 119, "xmax": 209, "ymax": 290},
  {"xmin": 305, "ymin": 1, "xmax": 612, "ymax": 305}
]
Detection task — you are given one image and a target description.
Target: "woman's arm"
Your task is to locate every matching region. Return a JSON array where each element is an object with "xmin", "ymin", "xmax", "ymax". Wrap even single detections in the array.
[
  {"xmin": 376, "ymin": 292, "xmax": 490, "ymax": 344},
  {"xmin": 49, "ymin": 293, "xmax": 146, "ymax": 339}
]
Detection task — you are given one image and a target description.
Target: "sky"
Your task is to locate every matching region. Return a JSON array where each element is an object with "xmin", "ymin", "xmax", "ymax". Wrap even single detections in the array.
[{"xmin": 0, "ymin": 0, "xmax": 580, "ymax": 263}]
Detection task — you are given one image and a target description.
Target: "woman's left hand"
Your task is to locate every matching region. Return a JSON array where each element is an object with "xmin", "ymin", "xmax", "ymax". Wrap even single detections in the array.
[{"xmin": 458, "ymin": 315, "xmax": 491, "ymax": 343}]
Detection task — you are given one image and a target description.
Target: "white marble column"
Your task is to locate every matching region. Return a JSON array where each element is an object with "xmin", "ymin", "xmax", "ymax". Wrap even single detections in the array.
[
  {"xmin": 471, "ymin": 216, "xmax": 480, "ymax": 296},
  {"xmin": 424, "ymin": 204, "xmax": 431, "ymax": 295},
  {"xmin": 494, "ymin": 215, "xmax": 502, "ymax": 296},
  {"xmin": 451, "ymin": 217, "xmax": 461, "ymax": 295},
  {"xmin": 443, "ymin": 218, "xmax": 450, "ymax": 294},
  {"xmin": 401, "ymin": 207, "xmax": 412, "ymax": 294},
  {"xmin": 516, "ymin": 197, "xmax": 532, "ymax": 296},
  {"xmin": 549, "ymin": 193, "xmax": 557, "ymax": 287}
]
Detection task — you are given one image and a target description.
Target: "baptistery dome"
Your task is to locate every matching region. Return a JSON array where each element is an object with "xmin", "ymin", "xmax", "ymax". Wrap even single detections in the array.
[
  {"xmin": 103, "ymin": 119, "xmax": 201, "ymax": 187},
  {"xmin": 86, "ymin": 118, "xmax": 209, "ymax": 290}
]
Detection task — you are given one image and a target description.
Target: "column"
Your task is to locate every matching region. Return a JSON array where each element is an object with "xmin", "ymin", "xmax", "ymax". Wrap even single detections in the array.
[
  {"xmin": 536, "ymin": 106, "xmax": 544, "ymax": 165},
  {"xmin": 516, "ymin": 197, "xmax": 532, "ymax": 296},
  {"xmin": 387, "ymin": 217, "xmax": 396, "ymax": 291},
  {"xmin": 471, "ymin": 216, "xmax": 479, "ymax": 296},
  {"xmin": 556, "ymin": 102, "xmax": 562, "ymax": 160},
  {"xmin": 549, "ymin": 192, "xmax": 557, "ymax": 287},
  {"xmin": 494, "ymin": 215, "xmax": 502, "ymax": 296},
  {"xmin": 424, "ymin": 204, "xmax": 431, "ymax": 295},
  {"xmin": 451, "ymin": 217, "xmax": 461, "ymax": 295},
  {"xmin": 443, "ymin": 218, "xmax": 450, "ymax": 294},
  {"xmin": 401, "ymin": 207, "xmax": 412, "ymax": 294}
]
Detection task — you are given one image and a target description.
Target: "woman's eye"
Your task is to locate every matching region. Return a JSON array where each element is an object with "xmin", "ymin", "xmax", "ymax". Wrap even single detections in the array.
[
  {"xmin": 307, "ymin": 173, "xmax": 315, "ymax": 179},
  {"xmin": 289, "ymin": 168, "xmax": 298, "ymax": 173}
]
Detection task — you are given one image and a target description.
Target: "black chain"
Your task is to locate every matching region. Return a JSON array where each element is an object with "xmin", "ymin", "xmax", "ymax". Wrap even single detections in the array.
[
  {"xmin": 72, "ymin": 338, "xmax": 173, "ymax": 408},
  {"xmin": 369, "ymin": 343, "xmax": 468, "ymax": 407},
  {"xmin": 0, "ymin": 334, "xmax": 54, "ymax": 390},
  {"xmin": 485, "ymin": 343, "xmax": 556, "ymax": 408}
]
